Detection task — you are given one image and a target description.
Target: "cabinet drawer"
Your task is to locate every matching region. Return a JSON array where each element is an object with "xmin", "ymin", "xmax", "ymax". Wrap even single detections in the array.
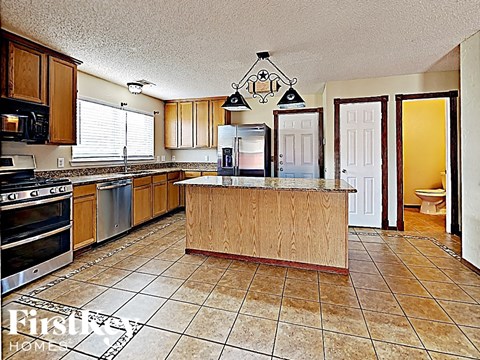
[
  {"xmin": 201, "ymin": 171, "xmax": 217, "ymax": 176},
  {"xmin": 167, "ymin": 171, "xmax": 180, "ymax": 181},
  {"xmin": 184, "ymin": 171, "xmax": 201, "ymax": 178},
  {"xmin": 153, "ymin": 174, "xmax": 167, "ymax": 184},
  {"xmin": 133, "ymin": 176, "xmax": 152, "ymax": 187},
  {"xmin": 73, "ymin": 184, "xmax": 96, "ymax": 198}
]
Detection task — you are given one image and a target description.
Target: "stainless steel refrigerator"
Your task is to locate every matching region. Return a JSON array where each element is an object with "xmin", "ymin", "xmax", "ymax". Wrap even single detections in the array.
[{"xmin": 217, "ymin": 124, "xmax": 271, "ymax": 177}]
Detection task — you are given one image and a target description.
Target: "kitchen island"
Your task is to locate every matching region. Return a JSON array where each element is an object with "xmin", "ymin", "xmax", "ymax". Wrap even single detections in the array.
[{"xmin": 176, "ymin": 176, "xmax": 356, "ymax": 274}]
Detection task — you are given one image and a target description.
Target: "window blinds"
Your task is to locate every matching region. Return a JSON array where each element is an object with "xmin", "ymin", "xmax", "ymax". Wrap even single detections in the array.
[{"xmin": 72, "ymin": 99, "xmax": 154, "ymax": 161}]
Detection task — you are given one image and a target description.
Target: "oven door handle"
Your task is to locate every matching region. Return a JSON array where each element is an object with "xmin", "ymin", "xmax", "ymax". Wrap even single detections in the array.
[
  {"xmin": 1, "ymin": 224, "xmax": 72, "ymax": 250},
  {"xmin": 0, "ymin": 193, "xmax": 72, "ymax": 211}
]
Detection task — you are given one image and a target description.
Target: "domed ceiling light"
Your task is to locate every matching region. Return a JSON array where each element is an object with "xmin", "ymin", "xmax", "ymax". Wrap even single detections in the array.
[
  {"xmin": 222, "ymin": 51, "xmax": 305, "ymax": 111},
  {"xmin": 127, "ymin": 79, "xmax": 156, "ymax": 95}
]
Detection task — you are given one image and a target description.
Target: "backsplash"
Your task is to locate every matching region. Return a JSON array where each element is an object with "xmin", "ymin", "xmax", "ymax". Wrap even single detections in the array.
[{"xmin": 36, "ymin": 162, "xmax": 217, "ymax": 178}]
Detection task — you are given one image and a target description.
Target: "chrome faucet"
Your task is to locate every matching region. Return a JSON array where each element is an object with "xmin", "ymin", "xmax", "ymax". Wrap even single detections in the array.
[{"xmin": 123, "ymin": 146, "xmax": 128, "ymax": 173}]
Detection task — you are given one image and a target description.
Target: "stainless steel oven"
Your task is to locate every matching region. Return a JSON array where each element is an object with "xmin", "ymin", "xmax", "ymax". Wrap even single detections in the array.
[{"xmin": 1, "ymin": 155, "xmax": 73, "ymax": 294}]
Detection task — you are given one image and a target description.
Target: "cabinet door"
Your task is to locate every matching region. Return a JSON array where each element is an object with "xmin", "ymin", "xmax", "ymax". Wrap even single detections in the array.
[
  {"xmin": 179, "ymin": 101, "xmax": 193, "ymax": 148},
  {"xmin": 167, "ymin": 181, "xmax": 180, "ymax": 211},
  {"xmin": 133, "ymin": 185, "xmax": 153, "ymax": 226},
  {"xmin": 8, "ymin": 42, "xmax": 47, "ymax": 104},
  {"xmin": 210, "ymin": 99, "xmax": 231, "ymax": 148},
  {"xmin": 49, "ymin": 57, "xmax": 77, "ymax": 144},
  {"xmin": 194, "ymin": 100, "xmax": 209, "ymax": 148},
  {"xmin": 164, "ymin": 102, "xmax": 178, "ymax": 148},
  {"xmin": 73, "ymin": 194, "xmax": 96, "ymax": 250},
  {"xmin": 153, "ymin": 182, "xmax": 168, "ymax": 217}
]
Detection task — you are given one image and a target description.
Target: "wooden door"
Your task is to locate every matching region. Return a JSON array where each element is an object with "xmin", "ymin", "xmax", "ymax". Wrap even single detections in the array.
[
  {"xmin": 278, "ymin": 112, "xmax": 321, "ymax": 178},
  {"xmin": 7, "ymin": 42, "xmax": 47, "ymax": 103},
  {"xmin": 49, "ymin": 57, "xmax": 77, "ymax": 144},
  {"xmin": 153, "ymin": 182, "xmax": 168, "ymax": 217},
  {"xmin": 167, "ymin": 181, "xmax": 180, "ymax": 211},
  {"xmin": 209, "ymin": 99, "xmax": 230, "ymax": 148},
  {"xmin": 164, "ymin": 102, "xmax": 178, "ymax": 148},
  {"xmin": 194, "ymin": 100, "xmax": 209, "ymax": 148},
  {"xmin": 133, "ymin": 185, "xmax": 153, "ymax": 225},
  {"xmin": 73, "ymin": 194, "xmax": 96, "ymax": 250},
  {"xmin": 179, "ymin": 102, "xmax": 193, "ymax": 148},
  {"xmin": 340, "ymin": 102, "xmax": 382, "ymax": 227}
]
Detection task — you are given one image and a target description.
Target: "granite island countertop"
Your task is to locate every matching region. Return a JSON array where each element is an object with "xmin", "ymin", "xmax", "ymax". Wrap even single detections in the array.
[{"xmin": 175, "ymin": 176, "xmax": 357, "ymax": 192}]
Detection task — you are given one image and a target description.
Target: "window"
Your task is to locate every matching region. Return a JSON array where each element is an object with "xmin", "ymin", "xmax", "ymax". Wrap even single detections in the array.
[{"xmin": 72, "ymin": 99, "xmax": 154, "ymax": 161}]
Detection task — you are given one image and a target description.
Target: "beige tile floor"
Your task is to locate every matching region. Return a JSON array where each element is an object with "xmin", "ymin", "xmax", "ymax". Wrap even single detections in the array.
[
  {"xmin": 2, "ymin": 212, "xmax": 479, "ymax": 359},
  {"xmin": 404, "ymin": 208, "xmax": 462, "ymax": 255}
]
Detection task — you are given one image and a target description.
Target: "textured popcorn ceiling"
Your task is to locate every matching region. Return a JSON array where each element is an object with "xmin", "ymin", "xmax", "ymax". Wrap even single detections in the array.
[{"xmin": 1, "ymin": 1, "xmax": 478, "ymax": 100}]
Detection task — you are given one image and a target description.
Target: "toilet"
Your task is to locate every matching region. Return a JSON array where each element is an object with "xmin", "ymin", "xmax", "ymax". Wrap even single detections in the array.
[{"xmin": 415, "ymin": 172, "xmax": 446, "ymax": 215}]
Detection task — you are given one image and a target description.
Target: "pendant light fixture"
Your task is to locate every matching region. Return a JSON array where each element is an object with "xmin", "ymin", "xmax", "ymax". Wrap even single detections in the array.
[{"xmin": 222, "ymin": 51, "xmax": 305, "ymax": 111}]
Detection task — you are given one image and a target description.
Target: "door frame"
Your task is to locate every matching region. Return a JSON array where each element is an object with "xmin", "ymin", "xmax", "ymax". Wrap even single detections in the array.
[
  {"xmin": 395, "ymin": 90, "xmax": 459, "ymax": 233},
  {"xmin": 334, "ymin": 96, "xmax": 389, "ymax": 229},
  {"xmin": 273, "ymin": 108, "xmax": 324, "ymax": 178}
]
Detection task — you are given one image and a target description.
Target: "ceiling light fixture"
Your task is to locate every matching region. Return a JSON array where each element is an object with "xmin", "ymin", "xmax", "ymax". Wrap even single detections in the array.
[
  {"xmin": 222, "ymin": 51, "xmax": 305, "ymax": 111},
  {"xmin": 127, "ymin": 82, "xmax": 143, "ymax": 95}
]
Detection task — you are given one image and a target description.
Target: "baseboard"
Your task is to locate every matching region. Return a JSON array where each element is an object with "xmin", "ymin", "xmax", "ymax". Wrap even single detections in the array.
[
  {"xmin": 388, "ymin": 226, "xmax": 398, "ymax": 230},
  {"xmin": 461, "ymin": 258, "xmax": 480, "ymax": 275},
  {"xmin": 404, "ymin": 204, "xmax": 421, "ymax": 209}
]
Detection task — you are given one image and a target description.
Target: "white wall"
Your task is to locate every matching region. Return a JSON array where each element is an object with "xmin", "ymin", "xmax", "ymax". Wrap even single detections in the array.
[
  {"xmin": 323, "ymin": 71, "xmax": 459, "ymax": 227},
  {"xmin": 1, "ymin": 71, "xmax": 168, "ymax": 170},
  {"xmin": 460, "ymin": 31, "xmax": 480, "ymax": 269},
  {"xmin": 170, "ymin": 93, "xmax": 323, "ymax": 163}
]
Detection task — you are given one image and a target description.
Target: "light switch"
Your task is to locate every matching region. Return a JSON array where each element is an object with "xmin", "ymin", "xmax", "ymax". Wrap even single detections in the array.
[{"xmin": 57, "ymin": 158, "xmax": 65, "ymax": 168}]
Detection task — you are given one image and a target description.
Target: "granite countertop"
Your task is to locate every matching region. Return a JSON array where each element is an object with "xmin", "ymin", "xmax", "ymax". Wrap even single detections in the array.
[
  {"xmin": 175, "ymin": 176, "xmax": 357, "ymax": 192},
  {"xmin": 69, "ymin": 168, "xmax": 184, "ymax": 185}
]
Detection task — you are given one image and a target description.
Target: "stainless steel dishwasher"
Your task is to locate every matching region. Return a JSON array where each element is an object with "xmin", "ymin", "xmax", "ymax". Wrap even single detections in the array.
[{"xmin": 97, "ymin": 179, "xmax": 132, "ymax": 243}]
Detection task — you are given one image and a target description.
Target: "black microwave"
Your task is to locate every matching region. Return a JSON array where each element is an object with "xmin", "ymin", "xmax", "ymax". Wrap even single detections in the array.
[{"xmin": 0, "ymin": 98, "xmax": 49, "ymax": 144}]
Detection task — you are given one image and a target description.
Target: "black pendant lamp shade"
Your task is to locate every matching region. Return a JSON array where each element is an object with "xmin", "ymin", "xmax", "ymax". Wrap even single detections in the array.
[
  {"xmin": 277, "ymin": 87, "xmax": 306, "ymax": 109},
  {"xmin": 221, "ymin": 91, "xmax": 252, "ymax": 111}
]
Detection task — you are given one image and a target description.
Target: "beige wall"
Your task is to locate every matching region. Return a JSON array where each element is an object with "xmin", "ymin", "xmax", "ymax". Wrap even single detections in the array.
[
  {"xmin": 403, "ymin": 99, "xmax": 447, "ymax": 205},
  {"xmin": 1, "ymin": 71, "xmax": 168, "ymax": 170},
  {"xmin": 323, "ymin": 71, "xmax": 459, "ymax": 226},
  {"xmin": 460, "ymin": 31, "xmax": 480, "ymax": 268},
  {"xmin": 171, "ymin": 93, "xmax": 323, "ymax": 163}
]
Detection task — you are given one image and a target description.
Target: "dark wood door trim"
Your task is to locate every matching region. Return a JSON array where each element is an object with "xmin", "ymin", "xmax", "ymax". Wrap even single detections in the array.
[
  {"xmin": 395, "ymin": 90, "xmax": 459, "ymax": 233},
  {"xmin": 273, "ymin": 108, "xmax": 324, "ymax": 178},
  {"xmin": 334, "ymin": 96, "xmax": 389, "ymax": 229}
]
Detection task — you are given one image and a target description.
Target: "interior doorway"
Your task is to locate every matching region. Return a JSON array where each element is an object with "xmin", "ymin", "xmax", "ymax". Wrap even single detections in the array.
[
  {"xmin": 273, "ymin": 108, "xmax": 324, "ymax": 178},
  {"xmin": 395, "ymin": 91, "xmax": 460, "ymax": 238},
  {"xmin": 334, "ymin": 96, "xmax": 389, "ymax": 229}
]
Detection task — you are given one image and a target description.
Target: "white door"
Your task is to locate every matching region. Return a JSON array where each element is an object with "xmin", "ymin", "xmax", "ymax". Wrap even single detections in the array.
[
  {"xmin": 278, "ymin": 113, "xmax": 320, "ymax": 178},
  {"xmin": 340, "ymin": 102, "xmax": 382, "ymax": 227}
]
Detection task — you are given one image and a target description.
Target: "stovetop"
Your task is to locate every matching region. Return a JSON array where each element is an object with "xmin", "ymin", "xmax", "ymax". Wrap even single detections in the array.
[{"xmin": 1, "ymin": 176, "xmax": 71, "ymax": 192}]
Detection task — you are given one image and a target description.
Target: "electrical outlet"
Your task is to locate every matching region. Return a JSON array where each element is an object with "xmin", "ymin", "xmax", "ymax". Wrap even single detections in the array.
[
  {"xmin": 161, "ymin": 155, "xmax": 166, "ymax": 162},
  {"xmin": 171, "ymin": 155, "xmax": 176, "ymax": 161},
  {"xmin": 57, "ymin": 158, "xmax": 65, "ymax": 168},
  {"xmin": 156, "ymin": 156, "xmax": 161, "ymax": 162},
  {"xmin": 205, "ymin": 155, "xmax": 209, "ymax": 161}
]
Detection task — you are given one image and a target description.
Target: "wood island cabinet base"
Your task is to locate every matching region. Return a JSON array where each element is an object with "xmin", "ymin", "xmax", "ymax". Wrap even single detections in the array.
[
  {"xmin": 186, "ymin": 248, "xmax": 349, "ymax": 274},
  {"xmin": 185, "ymin": 186, "xmax": 349, "ymax": 271}
]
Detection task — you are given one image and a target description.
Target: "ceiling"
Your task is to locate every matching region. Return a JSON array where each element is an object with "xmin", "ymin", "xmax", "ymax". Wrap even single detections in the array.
[{"xmin": 1, "ymin": 1, "xmax": 478, "ymax": 100}]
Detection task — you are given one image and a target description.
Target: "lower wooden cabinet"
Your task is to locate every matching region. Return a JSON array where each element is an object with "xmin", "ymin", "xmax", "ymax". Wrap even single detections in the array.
[
  {"xmin": 73, "ymin": 184, "xmax": 96, "ymax": 250},
  {"xmin": 133, "ymin": 176, "xmax": 153, "ymax": 226},
  {"xmin": 167, "ymin": 171, "xmax": 180, "ymax": 211},
  {"xmin": 153, "ymin": 174, "xmax": 168, "ymax": 217}
]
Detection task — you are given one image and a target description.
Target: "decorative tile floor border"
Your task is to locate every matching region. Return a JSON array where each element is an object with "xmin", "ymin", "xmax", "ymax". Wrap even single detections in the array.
[{"xmin": 353, "ymin": 230, "xmax": 462, "ymax": 260}]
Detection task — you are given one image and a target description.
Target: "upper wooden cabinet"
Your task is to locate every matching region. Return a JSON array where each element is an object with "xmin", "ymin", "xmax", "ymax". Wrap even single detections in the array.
[
  {"xmin": 179, "ymin": 102, "xmax": 194, "ymax": 148},
  {"xmin": 6, "ymin": 42, "xmax": 47, "ymax": 104},
  {"xmin": 164, "ymin": 102, "xmax": 178, "ymax": 148},
  {"xmin": 164, "ymin": 97, "xmax": 230, "ymax": 149},
  {"xmin": 210, "ymin": 99, "xmax": 229, "ymax": 148},
  {"xmin": 49, "ymin": 57, "xmax": 77, "ymax": 144},
  {"xmin": 194, "ymin": 100, "xmax": 209, "ymax": 148},
  {"xmin": 0, "ymin": 30, "xmax": 81, "ymax": 145}
]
